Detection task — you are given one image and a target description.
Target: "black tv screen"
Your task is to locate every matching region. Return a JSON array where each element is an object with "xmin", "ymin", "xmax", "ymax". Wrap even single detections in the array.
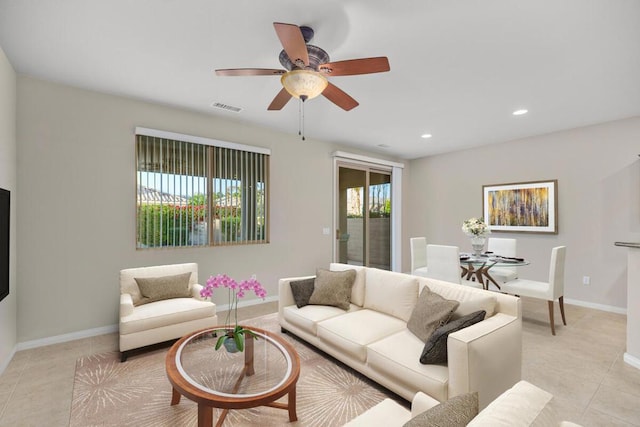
[{"xmin": 0, "ymin": 188, "xmax": 9, "ymax": 303}]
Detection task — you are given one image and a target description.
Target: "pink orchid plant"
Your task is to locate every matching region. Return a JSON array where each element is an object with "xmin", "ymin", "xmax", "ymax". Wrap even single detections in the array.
[{"xmin": 200, "ymin": 274, "xmax": 267, "ymax": 351}]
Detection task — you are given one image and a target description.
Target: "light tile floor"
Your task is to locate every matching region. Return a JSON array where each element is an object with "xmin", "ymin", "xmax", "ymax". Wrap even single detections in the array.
[{"xmin": 0, "ymin": 299, "xmax": 638, "ymax": 426}]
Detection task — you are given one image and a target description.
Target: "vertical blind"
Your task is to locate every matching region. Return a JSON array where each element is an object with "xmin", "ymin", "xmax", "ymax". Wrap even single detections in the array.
[{"xmin": 136, "ymin": 132, "xmax": 269, "ymax": 249}]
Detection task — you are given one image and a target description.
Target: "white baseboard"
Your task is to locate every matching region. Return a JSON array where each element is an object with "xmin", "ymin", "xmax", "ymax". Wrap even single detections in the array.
[
  {"xmin": 0, "ymin": 345, "xmax": 17, "ymax": 376},
  {"xmin": 15, "ymin": 295, "xmax": 279, "ymax": 352},
  {"xmin": 564, "ymin": 298, "xmax": 626, "ymax": 315},
  {"xmin": 215, "ymin": 295, "xmax": 278, "ymax": 313},
  {"xmin": 16, "ymin": 324, "xmax": 118, "ymax": 351},
  {"xmin": 624, "ymin": 353, "xmax": 640, "ymax": 370}
]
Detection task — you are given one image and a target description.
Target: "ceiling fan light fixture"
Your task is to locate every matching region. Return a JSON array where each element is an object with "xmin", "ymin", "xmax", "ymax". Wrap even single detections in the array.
[{"xmin": 281, "ymin": 70, "xmax": 328, "ymax": 101}]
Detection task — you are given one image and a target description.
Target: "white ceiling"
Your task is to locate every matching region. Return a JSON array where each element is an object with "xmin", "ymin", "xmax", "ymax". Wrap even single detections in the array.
[{"xmin": 1, "ymin": 0, "xmax": 639, "ymax": 159}]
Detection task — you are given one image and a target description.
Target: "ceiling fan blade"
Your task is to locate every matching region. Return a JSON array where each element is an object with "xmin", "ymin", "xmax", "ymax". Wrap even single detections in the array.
[
  {"xmin": 273, "ymin": 22, "xmax": 309, "ymax": 67},
  {"xmin": 268, "ymin": 88, "xmax": 293, "ymax": 110},
  {"xmin": 319, "ymin": 57, "xmax": 390, "ymax": 76},
  {"xmin": 322, "ymin": 83, "xmax": 359, "ymax": 111},
  {"xmin": 215, "ymin": 68, "xmax": 286, "ymax": 76}
]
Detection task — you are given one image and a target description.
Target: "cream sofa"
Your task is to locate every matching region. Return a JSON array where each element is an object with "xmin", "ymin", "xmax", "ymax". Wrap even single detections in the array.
[
  {"xmin": 119, "ymin": 263, "xmax": 218, "ymax": 361},
  {"xmin": 278, "ymin": 263, "xmax": 522, "ymax": 409},
  {"xmin": 344, "ymin": 380, "xmax": 583, "ymax": 426}
]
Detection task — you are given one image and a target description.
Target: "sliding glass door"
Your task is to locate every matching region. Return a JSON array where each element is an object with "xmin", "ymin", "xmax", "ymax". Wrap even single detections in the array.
[{"xmin": 336, "ymin": 164, "xmax": 391, "ymax": 270}]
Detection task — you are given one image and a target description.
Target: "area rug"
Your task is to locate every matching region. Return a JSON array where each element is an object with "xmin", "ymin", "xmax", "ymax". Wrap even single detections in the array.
[{"xmin": 70, "ymin": 313, "xmax": 403, "ymax": 426}]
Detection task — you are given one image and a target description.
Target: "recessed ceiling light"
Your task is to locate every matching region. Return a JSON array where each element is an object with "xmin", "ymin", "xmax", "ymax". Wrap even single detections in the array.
[
  {"xmin": 377, "ymin": 144, "xmax": 390, "ymax": 148},
  {"xmin": 512, "ymin": 109, "xmax": 528, "ymax": 116},
  {"xmin": 421, "ymin": 133, "xmax": 432, "ymax": 139}
]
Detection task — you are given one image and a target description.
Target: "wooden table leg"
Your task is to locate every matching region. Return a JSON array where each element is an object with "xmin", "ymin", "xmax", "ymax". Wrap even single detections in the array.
[
  {"xmin": 170, "ymin": 387, "xmax": 181, "ymax": 405},
  {"xmin": 198, "ymin": 403, "xmax": 213, "ymax": 427},
  {"xmin": 288, "ymin": 386, "xmax": 298, "ymax": 421},
  {"xmin": 245, "ymin": 332, "xmax": 255, "ymax": 376},
  {"xmin": 480, "ymin": 267, "xmax": 501, "ymax": 290}
]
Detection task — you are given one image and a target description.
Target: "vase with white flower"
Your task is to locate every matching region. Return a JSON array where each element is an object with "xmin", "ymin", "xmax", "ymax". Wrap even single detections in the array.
[
  {"xmin": 462, "ymin": 217, "xmax": 491, "ymax": 255},
  {"xmin": 200, "ymin": 274, "xmax": 267, "ymax": 353}
]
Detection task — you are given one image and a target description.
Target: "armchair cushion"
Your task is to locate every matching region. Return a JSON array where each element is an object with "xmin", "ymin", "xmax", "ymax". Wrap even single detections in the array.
[
  {"xmin": 404, "ymin": 392, "xmax": 478, "ymax": 427},
  {"xmin": 133, "ymin": 272, "xmax": 192, "ymax": 306},
  {"xmin": 119, "ymin": 297, "xmax": 215, "ymax": 335},
  {"xmin": 408, "ymin": 286, "xmax": 459, "ymax": 342}
]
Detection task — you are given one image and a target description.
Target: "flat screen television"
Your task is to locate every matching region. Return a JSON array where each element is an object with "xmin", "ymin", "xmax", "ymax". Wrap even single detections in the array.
[{"xmin": 0, "ymin": 188, "xmax": 9, "ymax": 303}]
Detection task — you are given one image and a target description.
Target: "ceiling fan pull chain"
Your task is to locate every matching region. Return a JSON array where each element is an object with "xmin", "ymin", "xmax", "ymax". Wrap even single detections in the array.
[
  {"xmin": 298, "ymin": 98, "xmax": 302, "ymax": 139},
  {"xmin": 301, "ymin": 98, "xmax": 306, "ymax": 141}
]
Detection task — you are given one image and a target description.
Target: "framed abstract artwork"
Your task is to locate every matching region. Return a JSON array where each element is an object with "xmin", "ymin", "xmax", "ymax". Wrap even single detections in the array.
[{"xmin": 483, "ymin": 180, "xmax": 558, "ymax": 234}]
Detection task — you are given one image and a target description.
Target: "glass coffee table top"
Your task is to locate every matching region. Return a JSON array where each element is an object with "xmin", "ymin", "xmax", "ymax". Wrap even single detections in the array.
[
  {"xmin": 166, "ymin": 326, "xmax": 300, "ymax": 426},
  {"xmin": 175, "ymin": 328, "xmax": 293, "ymax": 398}
]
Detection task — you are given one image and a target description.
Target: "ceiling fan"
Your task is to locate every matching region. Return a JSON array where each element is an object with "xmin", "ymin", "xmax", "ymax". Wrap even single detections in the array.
[{"xmin": 215, "ymin": 22, "xmax": 391, "ymax": 112}]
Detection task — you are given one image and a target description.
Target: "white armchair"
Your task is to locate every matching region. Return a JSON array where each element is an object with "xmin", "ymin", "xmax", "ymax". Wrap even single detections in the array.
[{"xmin": 119, "ymin": 263, "xmax": 218, "ymax": 361}]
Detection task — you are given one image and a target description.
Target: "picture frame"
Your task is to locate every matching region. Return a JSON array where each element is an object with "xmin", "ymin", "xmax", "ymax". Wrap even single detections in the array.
[{"xmin": 483, "ymin": 180, "xmax": 558, "ymax": 234}]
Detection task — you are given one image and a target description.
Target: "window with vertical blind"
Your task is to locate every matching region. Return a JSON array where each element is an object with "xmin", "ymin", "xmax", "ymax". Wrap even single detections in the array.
[{"xmin": 135, "ymin": 128, "xmax": 269, "ymax": 249}]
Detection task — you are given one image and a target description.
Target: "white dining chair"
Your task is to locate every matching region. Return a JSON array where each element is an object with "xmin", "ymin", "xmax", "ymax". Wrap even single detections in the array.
[
  {"xmin": 487, "ymin": 238, "xmax": 518, "ymax": 284},
  {"xmin": 425, "ymin": 244, "xmax": 461, "ymax": 284},
  {"xmin": 410, "ymin": 237, "xmax": 428, "ymax": 277},
  {"xmin": 501, "ymin": 246, "xmax": 567, "ymax": 335}
]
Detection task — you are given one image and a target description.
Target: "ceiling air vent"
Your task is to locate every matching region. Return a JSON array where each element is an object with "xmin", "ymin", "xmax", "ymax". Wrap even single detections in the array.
[{"xmin": 211, "ymin": 102, "xmax": 242, "ymax": 113}]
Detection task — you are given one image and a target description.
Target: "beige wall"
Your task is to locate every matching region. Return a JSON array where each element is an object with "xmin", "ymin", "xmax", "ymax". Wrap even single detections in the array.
[
  {"xmin": 0, "ymin": 45, "xmax": 17, "ymax": 369},
  {"xmin": 16, "ymin": 76, "xmax": 403, "ymax": 342},
  {"xmin": 12, "ymin": 73, "xmax": 638, "ymax": 345},
  {"xmin": 406, "ymin": 117, "xmax": 640, "ymax": 311}
]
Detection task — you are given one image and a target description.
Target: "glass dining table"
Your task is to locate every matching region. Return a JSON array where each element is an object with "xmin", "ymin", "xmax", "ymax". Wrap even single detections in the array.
[{"xmin": 460, "ymin": 254, "xmax": 530, "ymax": 290}]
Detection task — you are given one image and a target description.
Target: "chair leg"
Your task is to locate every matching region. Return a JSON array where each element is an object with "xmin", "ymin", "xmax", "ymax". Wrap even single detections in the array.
[
  {"xmin": 547, "ymin": 300, "xmax": 556, "ymax": 335},
  {"xmin": 559, "ymin": 296, "xmax": 567, "ymax": 326}
]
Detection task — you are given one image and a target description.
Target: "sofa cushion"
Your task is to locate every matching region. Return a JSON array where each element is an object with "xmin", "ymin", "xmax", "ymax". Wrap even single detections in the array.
[
  {"xmin": 367, "ymin": 329, "xmax": 450, "ymax": 403},
  {"xmin": 317, "ymin": 309, "xmax": 406, "ymax": 362},
  {"xmin": 404, "ymin": 392, "xmax": 478, "ymax": 427},
  {"xmin": 119, "ymin": 297, "xmax": 215, "ymax": 335},
  {"xmin": 420, "ymin": 310, "xmax": 486, "ymax": 364},
  {"xmin": 290, "ymin": 278, "xmax": 316, "ymax": 308},
  {"xmin": 407, "ymin": 286, "xmax": 459, "ymax": 342},
  {"xmin": 364, "ymin": 269, "xmax": 419, "ymax": 322},
  {"xmin": 283, "ymin": 304, "xmax": 360, "ymax": 335},
  {"xmin": 330, "ymin": 263, "xmax": 366, "ymax": 306},
  {"xmin": 134, "ymin": 272, "xmax": 192, "ymax": 306},
  {"xmin": 309, "ymin": 268, "xmax": 356, "ymax": 310},
  {"xmin": 467, "ymin": 380, "xmax": 557, "ymax": 426}
]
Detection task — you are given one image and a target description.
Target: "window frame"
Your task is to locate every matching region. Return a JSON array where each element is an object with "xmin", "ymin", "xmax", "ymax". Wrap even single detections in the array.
[{"xmin": 135, "ymin": 127, "xmax": 270, "ymax": 249}]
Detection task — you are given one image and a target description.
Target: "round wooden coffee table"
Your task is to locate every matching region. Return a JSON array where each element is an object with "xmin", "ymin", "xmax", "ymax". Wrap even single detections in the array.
[{"xmin": 165, "ymin": 326, "xmax": 300, "ymax": 427}]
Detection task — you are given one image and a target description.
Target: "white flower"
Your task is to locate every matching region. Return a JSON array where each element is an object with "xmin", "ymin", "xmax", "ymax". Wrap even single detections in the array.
[{"xmin": 462, "ymin": 217, "xmax": 491, "ymax": 237}]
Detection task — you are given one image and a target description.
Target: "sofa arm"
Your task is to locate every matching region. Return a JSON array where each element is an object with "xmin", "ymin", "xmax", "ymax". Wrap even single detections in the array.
[
  {"xmin": 120, "ymin": 293, "xmax": 134, "ymax": 317},
  {"xmin": 343, "ymin": 399, "xmax": 412, "ymax": 427},
  {"xmin": 410, "ymin": 391, "xmax": 441, "ymax": 417},
  {"xmin": 447, "ymin": 313, "xmax": 522, "ymax": 410}
]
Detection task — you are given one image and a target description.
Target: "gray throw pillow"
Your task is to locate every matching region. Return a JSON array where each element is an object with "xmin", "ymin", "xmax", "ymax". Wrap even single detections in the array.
[
  {"xmin": 420, "ymin": 310, "xmax": 486, "ymax": 364},
  {"xmin": 134, "ymin": 272, "xmax": 192, "ymax": 306},
  {"xmin": 407, "ymin": 286, "xmax": 460, "ymax": 342},
  {"xmin": 403, "ymin": 392, "xmax": 478, "ymax": 427},
  {"xmin": 290, "ymin": 278, "xmax": 315, "ymax": 308},
  {"xmin": 308, "ymin": 268, "xmax": 356, "ymax": 310}
]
